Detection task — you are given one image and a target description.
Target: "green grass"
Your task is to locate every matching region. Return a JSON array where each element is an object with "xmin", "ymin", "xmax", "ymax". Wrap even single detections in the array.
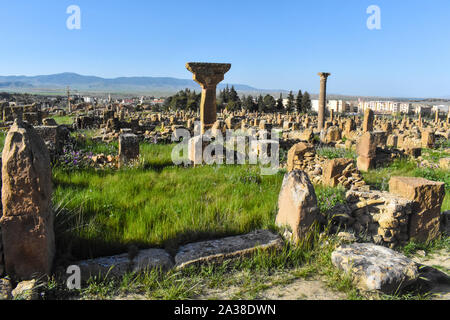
[
  {"xmin": 53, "ymin": 141, "xmax": 352, "ymax": 260},
  {"xmin": 401, "ymin": 235, "xmax": 450, "ymax": 257},
  {"xmin": 0, "ymin": 130, "xmax": 7, "ymax": 152},
  {"xmin": 50, "ymin": 115, "xmax": 74, "ymax": 126},
  {"xmin": 53, "ymin": 143, "xmax": 285, "ymax": 259},
  {"xmin": 316, "ymin": 146, "xmax": 357, "ymax": 160}
]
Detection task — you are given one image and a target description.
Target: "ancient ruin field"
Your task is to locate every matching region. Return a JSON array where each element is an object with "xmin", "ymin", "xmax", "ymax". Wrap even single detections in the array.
[{"xmin": 47, "ymin": 131, "xmax": 450, "ymax": 264}]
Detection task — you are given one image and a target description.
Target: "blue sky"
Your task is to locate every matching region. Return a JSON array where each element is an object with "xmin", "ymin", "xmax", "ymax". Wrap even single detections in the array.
[{"xmin": 0, "ymin": 0, "xmax": 449, "ymax": 97}]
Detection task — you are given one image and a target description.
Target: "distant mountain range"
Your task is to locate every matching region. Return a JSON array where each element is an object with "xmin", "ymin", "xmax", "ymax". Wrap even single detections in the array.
[{"xmin": 0, "ymin": 72, "xmax": 264, "ymax": 94}]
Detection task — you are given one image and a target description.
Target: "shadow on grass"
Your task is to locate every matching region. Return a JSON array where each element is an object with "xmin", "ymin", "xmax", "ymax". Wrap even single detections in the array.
[{"xmin": 141, "ymin": 161, "xmax": 176, "ymax": 172}]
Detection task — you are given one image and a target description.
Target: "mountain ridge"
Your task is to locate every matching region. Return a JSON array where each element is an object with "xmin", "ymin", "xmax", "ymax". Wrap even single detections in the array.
[{"xmin": 0, "ymin": 72, "xmax": 266, "ymax": 93}]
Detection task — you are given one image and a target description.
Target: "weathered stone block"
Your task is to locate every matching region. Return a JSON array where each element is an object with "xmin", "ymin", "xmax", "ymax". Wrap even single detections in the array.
[
  {"xmin": 389, "ymin": 176, "xmax": 445, "ymax": 242},
  {"xmin": 322, "ymin": 158, "xmax": 353, "ymax": 187},
  {"xmin": 118, "ymin": 133, "xmax": 139, "ymax": 168},
  {"xmin": 276, "ymin": 170, "xmax": 321, "ymax": 242}
]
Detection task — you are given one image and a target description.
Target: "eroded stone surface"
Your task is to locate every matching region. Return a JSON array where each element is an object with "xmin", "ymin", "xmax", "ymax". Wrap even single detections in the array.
[
  {"xmin": 331, "ymin": 243, "xmax": 419, "ymax": 294},
  {"xmin": 175, "ymin": 229, "xmax": 283, "ymax": 269}
]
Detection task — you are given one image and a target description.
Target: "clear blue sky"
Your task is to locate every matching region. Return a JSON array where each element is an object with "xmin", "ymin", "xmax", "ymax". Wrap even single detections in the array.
[{"xmin": 0, "ymin": 0, "xmax": 449, "ymax": 97}]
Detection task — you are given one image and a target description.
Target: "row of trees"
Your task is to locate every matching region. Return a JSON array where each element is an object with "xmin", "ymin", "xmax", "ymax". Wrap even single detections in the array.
[
  {"xmin": 162, "ymin": 89, "xmax": 201, "ymax": 111},
  {"xmin": 220, "ymin": 86, "xmax": 312, "ymax": 114},
  {"xmin": 162, "ymin": 86, "xmax": 312, "ymax": 114}
]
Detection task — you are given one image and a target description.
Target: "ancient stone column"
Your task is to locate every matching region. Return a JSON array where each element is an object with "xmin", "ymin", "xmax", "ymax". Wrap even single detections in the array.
[
  {"xmin": 317, "ymin": 72, "xmax": 331, "ymax": 131},
  {"xmin": 186, "ymin": 62, "xmax": 231, "ymax": 134},
  {"xmin": 1, "ymin": 120, "xmax": 54, "ymax": 279}
]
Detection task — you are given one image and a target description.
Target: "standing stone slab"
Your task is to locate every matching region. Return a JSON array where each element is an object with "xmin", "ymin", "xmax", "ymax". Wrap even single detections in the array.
[
  {"xmin": 118, "ymin": 133, "xmax": 139, "ymax": 168},
  {"xmin": 331, "ymin": 243, "xmax": 419, "ymax": 294},
  {"xmin": 175, "ymin": 230, "xmax": 283, "ymax": 269},
  {"xmin": 0, "ymin": 120, "xmax": 54, "ymax": 279},
  {"xmin": 363, "ymin": 108, "xmax": 374, "ymax": 132},
  {"xmin": 276, "ymin": 170, "xmax": 321, "ymax": 242}
]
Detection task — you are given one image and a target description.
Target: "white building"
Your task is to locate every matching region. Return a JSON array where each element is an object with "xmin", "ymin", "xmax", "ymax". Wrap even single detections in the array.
[
  {"xmin": 358, "ymin": 100, "xmax": 412, "ymax": 114},
  {"xmin": 432, "ymin": 105, "xmax": 449, "ymax": 114},
  {"xmin": 311, "ymin": 99, "xmax": 352, "ymax": 113}
]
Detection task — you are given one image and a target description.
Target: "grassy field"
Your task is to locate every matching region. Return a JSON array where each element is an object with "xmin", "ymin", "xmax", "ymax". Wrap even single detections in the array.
[
  {"xmin": 34, "ymin": 137, "xmax": 450, "ymax": 261},
  {"xmin": 53, "ymin": 143, "xmax": 285, "ymax": 259},
  {"xmin": 53, "ymin": 140, "xmax": 356, "ymax": 260}
]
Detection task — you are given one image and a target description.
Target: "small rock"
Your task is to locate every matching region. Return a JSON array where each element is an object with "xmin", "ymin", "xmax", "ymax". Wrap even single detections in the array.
[
  {"xmin": 12, "ymin": 279, "xmax": 38, "ymax": 300},
  {"xmin": 0, "ymin": 278, "xmax": 13, "ymax": 300},
  {"xmin": 337, "ymin": 232, "xmax": 356, "ymax": 243},
  {"xmin": 416, "ymin": 250, "xmax": 426, "ymax": 257}
]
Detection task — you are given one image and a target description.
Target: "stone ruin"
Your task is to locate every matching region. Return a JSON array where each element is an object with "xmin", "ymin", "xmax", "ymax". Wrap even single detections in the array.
[
  {"xmin": 276, "ymin": 168, "xmax": 446, "ymax": 249},
  {"xmin": 0, "ymin": 119, "xmax": 54, "ymax": 280},
  {"xmin": 286, "ymin": 142, "xmax": 366, "ymax": 189}
]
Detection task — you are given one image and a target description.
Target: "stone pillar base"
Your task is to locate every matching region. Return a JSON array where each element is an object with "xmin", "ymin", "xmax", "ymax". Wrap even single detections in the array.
[{"xmin": 357, "ymin": 156, "xmax": 375, "ymax": 172}]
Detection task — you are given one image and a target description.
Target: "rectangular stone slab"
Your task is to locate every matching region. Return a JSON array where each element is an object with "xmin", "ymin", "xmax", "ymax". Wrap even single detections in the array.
[
  {"xmin": 175, "ymin": 229, "xmax": 283, "ymax": 269},
  {"xmin": 77, "ymin": 248, "xmax": 173, "ymax": 281}
]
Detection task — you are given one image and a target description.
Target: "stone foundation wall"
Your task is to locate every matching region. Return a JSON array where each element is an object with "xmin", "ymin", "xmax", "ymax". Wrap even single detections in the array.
[{"xmin": 328, "ymin": 189, "xmax": 413, "ymax": 248}]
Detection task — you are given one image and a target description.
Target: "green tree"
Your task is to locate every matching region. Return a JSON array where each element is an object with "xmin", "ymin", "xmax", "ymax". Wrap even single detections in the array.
[
  {"xmin": 263, "ymin": 94, "xmax": 276, "ymax": 112},
  {"xmin": 302, "ymin": 91, "xmax": 312, "ymax": 113},
  {"xmin": 286, "ymin": 91, "xmax": 295, "ymax": 113},
  {"xmin": 257, "ymin": 95, "xmax": 265, "ymax": 113},
  {"xmin": 243, "ymin": 95, "xmax": 255, "ymax": 111},
  {"xmin": 276, "ymin": 93, "xmax": 284, "ymax": 112},
  {"xmin": 296, "ymin": 90, "xmax": 303, "ymax": 113}
]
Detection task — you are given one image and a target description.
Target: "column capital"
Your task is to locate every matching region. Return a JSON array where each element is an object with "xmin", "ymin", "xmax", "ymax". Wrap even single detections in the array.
[
  {"xmin": 318, "ymin": 72, "xmax": 331, "ymax": 79},
  {"xmin": 186, "ymin": 62, "xmax": 231, "ymax": 88}
]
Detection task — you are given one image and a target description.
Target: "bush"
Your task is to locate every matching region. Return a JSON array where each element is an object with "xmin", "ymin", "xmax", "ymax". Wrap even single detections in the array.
[
  {"xmin": 315, "ymin": 185, "xmax": 347, "ymax": 214},
  {"xmin": 316, "ymin": 146, "xmax": 356, "ymax": 160}
]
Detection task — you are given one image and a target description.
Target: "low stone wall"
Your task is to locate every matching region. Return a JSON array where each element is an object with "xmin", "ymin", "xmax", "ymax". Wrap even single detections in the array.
[{"xmin": 328, "ymin": 189, "xmax": 413, "ymax": 248}]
